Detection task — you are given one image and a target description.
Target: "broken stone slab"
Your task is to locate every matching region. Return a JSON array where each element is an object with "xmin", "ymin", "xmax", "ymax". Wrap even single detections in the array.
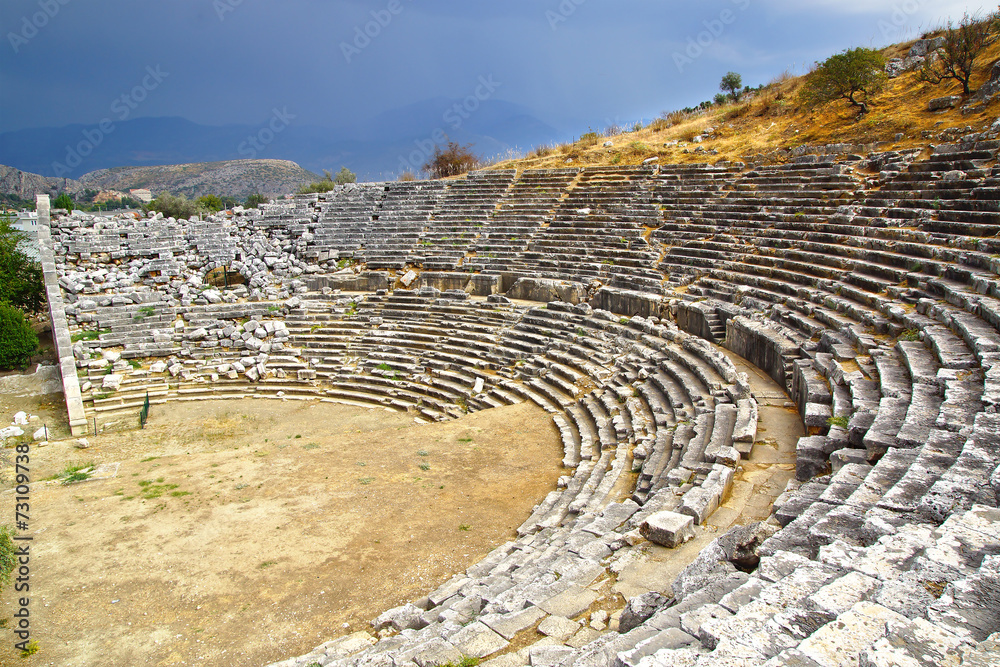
[
  {"xmin": 527, "ymin": 643, "xmax": 576, "ymax": 667},
  {"xmin": 506, "ymin": 277, "xmax": 587, "ymax": 304},
  {"xmin": 613, "ymin": 628, "xmax": 699, "ymax": 667},
  {"xmin": 372, "ymin": 602, "xmax": 426, "ymax": 632},
  {"xmin": 537, "ymin": 615, "xmax": 580, "ymax": 642},
  {"xmin": 796, "ymin": 435, "xmax": 833, "ymax": 481},
  {"xmin": 716, "ymin": 521, "xmax": 780, "ymax": 571},
  {"xmin": 639, "ymin": 511, "xmax": 695, "ymax": 548},
  {"xmin": 447, "ymin": 621, "xmax": 509, "ymax": 659},
  {"xmin": 412, "ymin": 638, "xmax": 464, "ymax": 667},
  {"xmin": 704, "ymin": 403, "xmax": 739, "ymax": 465},
  {"xmin": 733, "ymin": 398, "xmax": 758, "ymax": 447},
  {"xmin": 671, "ymin": 540, "xmax": 736, "ymax": 602},
  {"xmin": 102, "ymin": 374, "xmax": 123, "ymax": 390},
  {"xmin": 680, "ymin": 464, "xmax": 734, "ymax": 524},
  {"xmin": 480, "ymin": 606, "xmax": 547, "ymax": 640},
  {"xmin": 829, "ymin": 447, "xmax": 869, "ymax": 474},
  {"xmin": 619, "ymin": 592, "xmax": 670, "ymax": 634},
  {"xmin": 537, "ymin": 585, "xmax": 599, "ymax": 619}
]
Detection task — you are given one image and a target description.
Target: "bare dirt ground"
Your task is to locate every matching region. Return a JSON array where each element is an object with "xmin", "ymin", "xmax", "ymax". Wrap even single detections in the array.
[{"xmin": 0, "ymin": 398, "xmax": 563, "ymax": 667}]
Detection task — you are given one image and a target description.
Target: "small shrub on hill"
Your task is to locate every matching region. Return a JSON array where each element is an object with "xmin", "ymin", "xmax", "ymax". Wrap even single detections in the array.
[
  {"xmin": 919, "ymin": 10, "xmax": 1000, "ymax": 95},
  {"xmin": 423, "ymin": 141, "xmax": 480, "ymax": 179}
]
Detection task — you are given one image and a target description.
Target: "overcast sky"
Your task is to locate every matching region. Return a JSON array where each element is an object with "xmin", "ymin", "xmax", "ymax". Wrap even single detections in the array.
[{"xmin": 1, "ymin": 0, "xmax": 993, "ymax": 135}]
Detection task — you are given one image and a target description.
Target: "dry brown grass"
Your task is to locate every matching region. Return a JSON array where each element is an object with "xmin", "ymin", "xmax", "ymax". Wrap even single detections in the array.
[{"xmin": 486, "ymin": 36, "xmax": 1000, "ymax": 172}]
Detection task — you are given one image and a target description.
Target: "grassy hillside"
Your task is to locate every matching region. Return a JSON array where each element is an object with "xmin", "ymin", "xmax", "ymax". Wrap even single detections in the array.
[{"xmin": 489, "ymin": 33, "xmax": 1000, "ymax": 173}]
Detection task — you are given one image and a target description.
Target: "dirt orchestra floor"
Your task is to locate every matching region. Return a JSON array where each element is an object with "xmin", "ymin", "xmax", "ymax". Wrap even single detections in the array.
[{"xmin": 0, "ymin": 399, "xmax": 563, "ymax": 667}]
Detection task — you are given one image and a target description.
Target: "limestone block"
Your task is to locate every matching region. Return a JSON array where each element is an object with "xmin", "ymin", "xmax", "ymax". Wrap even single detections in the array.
[
  {"xmin": 640, "ymin": 511, "xmax": 695, "ymax": 548},
  {"xmin": 102, "ymin": 374, "xmax": 123, "ymax": 390}
]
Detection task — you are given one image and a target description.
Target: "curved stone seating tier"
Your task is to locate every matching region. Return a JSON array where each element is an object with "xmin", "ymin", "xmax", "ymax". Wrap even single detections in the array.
[{"xmin": 43, "ymin": 139, "xmax": 1000, "ymax": 666}]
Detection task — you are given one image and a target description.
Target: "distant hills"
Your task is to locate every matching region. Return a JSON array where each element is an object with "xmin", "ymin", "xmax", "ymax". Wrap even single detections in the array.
[
  {"xmin": 0, "ymin": 98, "xmax": 561, "ymax": 186},
  {"xmin": 0, "ymin": 160, "xmax": 322, "ymax": 200}
]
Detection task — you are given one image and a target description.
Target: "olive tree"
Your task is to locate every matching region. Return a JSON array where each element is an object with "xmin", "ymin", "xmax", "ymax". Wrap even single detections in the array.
[{"xmin": 801, "ymin": 47, "xmax": 887, "ymax": 115}]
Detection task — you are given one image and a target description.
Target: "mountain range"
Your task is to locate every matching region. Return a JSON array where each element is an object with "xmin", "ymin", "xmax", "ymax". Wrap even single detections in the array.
[
  {"xmin": 0, "ymin": 160, "xmax": 322, "ymax": 201},
  {"xmin": 0, "ymin": 98, "xmax": 561, "ymax": 185}
]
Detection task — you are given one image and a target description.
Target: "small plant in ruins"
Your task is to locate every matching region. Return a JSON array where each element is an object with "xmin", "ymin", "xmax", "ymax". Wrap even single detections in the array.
[
  {"xmin": 827, "ymin": 415, "xmax": 850, "ymax": 429},
  {"xmin": 59, "ymin": 463, "xmax": 95, "ymax": 485},
  {"xmin": 441, "ymin": 658, "xmax": 479, "ymax": 667}
]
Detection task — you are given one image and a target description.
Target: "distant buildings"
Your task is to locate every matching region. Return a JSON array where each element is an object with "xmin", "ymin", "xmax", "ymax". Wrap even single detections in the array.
[
  {"xmin": 95, "ymin": 190, "xmax": 128, "ymax": 203},
  {"xmin": 6, "ymin": 210, "xmax": 40, "ymax": 260},
  {"xmin": 129, "ymin": 188, "xmax": 153, "ymax": 203}
]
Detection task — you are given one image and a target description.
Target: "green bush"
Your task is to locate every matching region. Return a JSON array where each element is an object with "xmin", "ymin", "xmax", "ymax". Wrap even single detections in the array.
[
  {"xmin": 0, "ymin": 525, "xmax": 15, "ymax": 590},
  {"xmin": 244, "ymin": 193, "xmax": 269, "ymax": 208},
  {"xmin": 0, "ymin": 302, "xmax": 39, "ymax": 370},
  {"xmin": 148, "ymin": 194, "xmax": 206, "ymax": 220}
]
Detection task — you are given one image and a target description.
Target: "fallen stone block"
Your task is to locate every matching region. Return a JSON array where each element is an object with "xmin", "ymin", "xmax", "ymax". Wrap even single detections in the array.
[{"xmin": 639, "ymin": 511, "xmax": 695, "ymax": 548}]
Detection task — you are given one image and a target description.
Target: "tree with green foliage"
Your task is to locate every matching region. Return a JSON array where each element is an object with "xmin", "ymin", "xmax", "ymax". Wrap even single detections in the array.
[
  {"xmin": 714, "ymin": 92, "xmax": 730, "ymax": 106},
  {"xmin": 196, "ymin": 194, "xmax": 224, "ymax": 213},
  {"xmin": 333, "ymin": 166, "xmax": 357, "ymax": 185},
  {"xmin": 148, "ymin": 193, "xmax": 207, "ymax": 220},
  {"xmin": 801, "ymin": 47, "xmax": 887, "ymax": 115},
  {"xmin": 89, "ymin": 196, "xmax": 143, "ymax": 212},
  {"xmin": 720, "ymin": 71, "xmax": 743, "ymax": 102},
  {"xmin": 297, "ymin": 170, "xmax": 337, "ymax": 194},
  {"xmin": 52, "ymin": 193, "xmax": 73, "ymax": 211},
  {"xmin": 244, "ymin": 193, "xmax": 269, "ymax": 208},
  {"xmin": 0, "ymin": 217, "xmax": 44, "ymax": 314},
  {"xmin": 919, "ymin": 11, "xmax": 1000, "ymax": 95},
  {"xmin": 0, "ymin": 302, "xmax": 39, "ymax": 369},
  {"xmin": 423, "ymin": 141, "xmax": 479, "ymax": 179}
]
